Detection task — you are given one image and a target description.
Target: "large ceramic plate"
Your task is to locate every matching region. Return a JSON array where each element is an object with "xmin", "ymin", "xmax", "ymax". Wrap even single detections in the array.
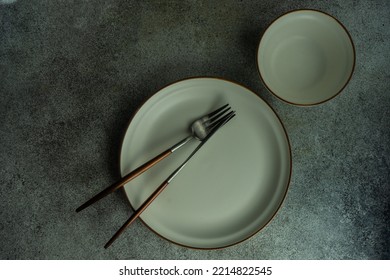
[{"xmin": 120, "ymin": 77, "xmax": 291, "ymax": 249}]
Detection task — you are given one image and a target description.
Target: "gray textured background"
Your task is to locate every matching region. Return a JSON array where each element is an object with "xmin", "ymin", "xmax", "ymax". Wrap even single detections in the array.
[{"xmin": 1, "ymin": 0, "xmax": 389, "ymax": 260}]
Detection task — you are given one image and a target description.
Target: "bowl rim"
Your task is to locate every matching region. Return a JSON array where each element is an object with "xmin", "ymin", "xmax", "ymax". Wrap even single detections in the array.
[{"xmin": 256, "ymin": 9, "xmax": 356, "ymax": 106}]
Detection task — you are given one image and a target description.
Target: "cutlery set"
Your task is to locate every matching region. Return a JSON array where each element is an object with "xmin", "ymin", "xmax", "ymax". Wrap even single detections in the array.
[{"xmin": 77, "ymin": 104, "xmax": 236, "ymax": 248}]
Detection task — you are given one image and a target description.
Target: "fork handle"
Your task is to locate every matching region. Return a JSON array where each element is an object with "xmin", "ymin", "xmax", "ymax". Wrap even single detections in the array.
[
  {"xmin": 104, "ymin": 179, "xmax": 170, "ymax": 249},
  {"xmin": 76, "ymin": 136, "xmax": 193, "ymax": 213},
  {"xmin": 75, "ymin": 149, "xmax": 172, "ymax": 213}
]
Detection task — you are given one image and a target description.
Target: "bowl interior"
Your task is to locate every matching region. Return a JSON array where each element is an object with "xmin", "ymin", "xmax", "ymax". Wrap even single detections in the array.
[{"xmin": 257, "ymin": 10, "xmax": 355, "ymax": 105}]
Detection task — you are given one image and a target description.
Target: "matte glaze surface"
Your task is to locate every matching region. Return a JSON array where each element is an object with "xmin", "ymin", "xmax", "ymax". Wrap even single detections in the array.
[
  {"xmin": 258, "ymin": 10, "xmax": 355, "ymax": 105},
  {"xmin": 120, "ymin": 78, "xmax": 291, "ymax": 248}
]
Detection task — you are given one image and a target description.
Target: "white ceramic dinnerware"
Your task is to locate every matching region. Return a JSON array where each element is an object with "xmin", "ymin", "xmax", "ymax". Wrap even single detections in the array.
[
  {"xmin": 120, "ymin": 77, "xmax": 291, "ymax": 249},
  {"xmin": 257, "ymin": 10, "xmax": 355, "ymax": 105}
]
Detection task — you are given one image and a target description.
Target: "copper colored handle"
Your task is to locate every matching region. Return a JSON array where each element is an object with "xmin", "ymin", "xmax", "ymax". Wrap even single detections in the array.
[
  {"xmin": 104, "ymin": 180, "xmax": 170, "ymax": 249},
  {"xmin": 76, "ymin": 149, "xmax": 172, "ymax": 213}
]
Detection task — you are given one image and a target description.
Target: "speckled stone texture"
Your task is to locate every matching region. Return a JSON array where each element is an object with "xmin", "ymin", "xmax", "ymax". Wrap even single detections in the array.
[{"xmin": 0, "ymin": 0, "xmax": 389, "ymax": 259}]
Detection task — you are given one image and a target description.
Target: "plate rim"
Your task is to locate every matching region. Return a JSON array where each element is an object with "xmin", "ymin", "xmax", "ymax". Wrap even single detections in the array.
[
  {"xmin": 256, "ymin": 9, "xmax": 356, "ymax": 106},
  {"xmin": 119, "ymin": 76, "xmax": 292, "ymax": 249}
]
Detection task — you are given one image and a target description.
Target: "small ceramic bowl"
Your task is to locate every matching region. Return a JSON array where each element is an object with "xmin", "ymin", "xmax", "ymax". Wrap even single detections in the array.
[{"xmin": 257, "ymin": 10, "xmax": 355, "ymax": 105}]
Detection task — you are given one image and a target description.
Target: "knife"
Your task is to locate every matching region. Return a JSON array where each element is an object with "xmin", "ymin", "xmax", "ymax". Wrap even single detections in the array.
[{"xmin": 104, "ymin": 111, "xmax": 235, "ymax": 248}]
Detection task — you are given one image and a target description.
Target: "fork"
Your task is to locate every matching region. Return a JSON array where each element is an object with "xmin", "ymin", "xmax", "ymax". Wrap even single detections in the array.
[
  {"xmin": 104, "ymin": 110, "xmax": 235, "ymax": 248},
  {"xmin": 76, "ymin": 104, "xmax": 234, "ymax": 213}
]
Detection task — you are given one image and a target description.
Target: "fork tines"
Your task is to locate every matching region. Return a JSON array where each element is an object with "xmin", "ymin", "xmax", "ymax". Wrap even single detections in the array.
[
  {"xmin": 206, "ymin": 104, "xmax": 230, "ymax": 118},
  {"xmin": 205, "ymin": 104, "xmax": 234, "ymax": 131}
]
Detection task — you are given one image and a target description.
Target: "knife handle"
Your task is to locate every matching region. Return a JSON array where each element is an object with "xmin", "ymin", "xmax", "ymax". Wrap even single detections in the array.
[{"xmin": 104, "ymin": 180, "xmax": 170, "ymax": 249}]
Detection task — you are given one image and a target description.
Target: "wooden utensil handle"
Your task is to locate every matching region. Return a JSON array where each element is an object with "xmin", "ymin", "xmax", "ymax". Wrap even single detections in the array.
[
  {"xmin": 104, "ymin": 180, "xmax": 170, "ymax": 249},
  {"xmin": 76, "ymin": 149, "xmax": 172, "ymax": 213}
]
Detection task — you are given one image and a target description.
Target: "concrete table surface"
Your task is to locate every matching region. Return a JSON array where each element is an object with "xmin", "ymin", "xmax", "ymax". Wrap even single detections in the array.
[{"xmin": 0, "ymin": 0, "xmax": 389, "ymax": 259}]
